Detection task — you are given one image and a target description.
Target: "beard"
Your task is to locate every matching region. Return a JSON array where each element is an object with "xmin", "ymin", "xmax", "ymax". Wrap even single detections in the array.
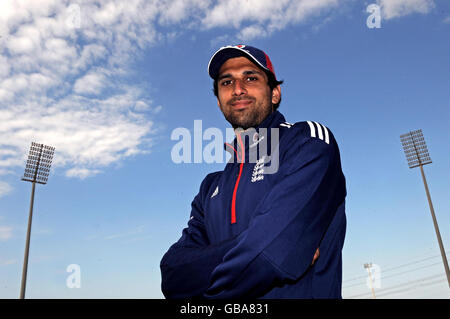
[{"xmin": 220, "ymin": 95, "xmax": 273, "ymax": 130}]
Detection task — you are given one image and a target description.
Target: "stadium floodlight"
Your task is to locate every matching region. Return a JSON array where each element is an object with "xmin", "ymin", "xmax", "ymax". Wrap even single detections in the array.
[
  {"xmin": 21, "ymin": 142, "xmax": 55, "ymax": 185},
  {"xmin": 19, "ymin": 142, "xmax": 55, "ymax": 299},
  {"xmin": 364, "ymin": 263, "xmax": 376, "ymax": 299},
  {"xmin": 400, "ymin": 130, "xmax": 450, "ymax": 288},
  {"xmin": 400, "ymin": 129, "xmax": 432, "ymax": 169}
]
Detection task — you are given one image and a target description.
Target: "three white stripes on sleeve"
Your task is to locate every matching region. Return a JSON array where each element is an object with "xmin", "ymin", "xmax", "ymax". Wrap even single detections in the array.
[{"xmin": 307, "ymin": 121, "xmax": 330, "ymax": 144}]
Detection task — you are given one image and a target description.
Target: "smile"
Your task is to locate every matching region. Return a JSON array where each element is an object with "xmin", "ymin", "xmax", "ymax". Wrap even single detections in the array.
[{"xmin": 230, "ymin": 99, "xmax": 253, "ymax": 109}]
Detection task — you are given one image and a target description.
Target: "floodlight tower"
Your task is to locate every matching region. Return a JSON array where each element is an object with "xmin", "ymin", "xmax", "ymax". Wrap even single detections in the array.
[
  {"xmin": 20, "ymin": 142, "xmax": 55, "ymax": 299},
  {"xmin": 364, "ymin": 263, "xmax": 376, "ymax": 299},
  {"xmin": 400, "ymin": 129, "xmax": 450, "ymax": 288}
]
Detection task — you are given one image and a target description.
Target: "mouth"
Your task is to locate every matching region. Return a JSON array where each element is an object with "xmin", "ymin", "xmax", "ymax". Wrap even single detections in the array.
[{"xmin": 230, "ymin": 99, "xmax": 254, "ymax": 110}]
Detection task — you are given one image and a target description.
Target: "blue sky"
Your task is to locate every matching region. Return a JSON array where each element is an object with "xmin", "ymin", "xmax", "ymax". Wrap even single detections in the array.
[{"xmin": 0, "ymin": 0, "xmax": 450, "ymax": 299}]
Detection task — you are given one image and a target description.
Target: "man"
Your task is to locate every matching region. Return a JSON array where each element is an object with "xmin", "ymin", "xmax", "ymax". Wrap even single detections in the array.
[{"xmin": 160, "ymin": 44, "xmax": 346, "ymax": 299}]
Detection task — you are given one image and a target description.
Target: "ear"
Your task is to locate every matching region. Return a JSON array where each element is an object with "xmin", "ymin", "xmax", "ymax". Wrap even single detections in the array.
[{"xmin": 271, "ymin": 85, "xmax": 281, "ymax": 105}]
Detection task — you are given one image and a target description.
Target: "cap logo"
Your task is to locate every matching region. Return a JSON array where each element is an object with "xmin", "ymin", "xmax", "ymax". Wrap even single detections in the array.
[{"xmin": 235, "ymin": 44, "xmax": 246, "ymax": 49}]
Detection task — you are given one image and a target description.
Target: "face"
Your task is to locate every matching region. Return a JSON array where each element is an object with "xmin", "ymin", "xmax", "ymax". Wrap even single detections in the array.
[{"xmin": 216, "ymin": 56, "xmax": 281, "ymax": 129}]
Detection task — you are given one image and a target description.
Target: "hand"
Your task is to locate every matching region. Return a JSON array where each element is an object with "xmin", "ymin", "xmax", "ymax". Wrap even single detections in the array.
[{"xmin": 311, "ymin": 248, "xmax": 320, "ymax": 265}]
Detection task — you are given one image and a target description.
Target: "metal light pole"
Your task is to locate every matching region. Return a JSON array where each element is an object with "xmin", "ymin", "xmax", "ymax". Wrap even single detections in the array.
[
  {"xmin": 364, "ymin": 263, "xmax": 376, "ymax": 299},
  {"xmin": 20, "ymin": 142, "xmax": 55, "ymax": 299},
  {"xmin": 400, "ymin": 129, "xmax": 450, "ymax": 288}
]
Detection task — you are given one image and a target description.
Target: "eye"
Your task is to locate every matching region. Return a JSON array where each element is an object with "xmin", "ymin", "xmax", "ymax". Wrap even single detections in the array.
[
  {"xmin": 220, "ymin": 79, "xmax": 232, "ymax": 86},
  {"xmin": 246, "ymin": 76, "xmax": 258, "ymax": 82}
]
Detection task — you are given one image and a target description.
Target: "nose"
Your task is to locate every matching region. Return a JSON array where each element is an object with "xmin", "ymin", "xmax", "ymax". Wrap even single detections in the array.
[{"xmin": 232, "ymin": 79, "xmax": 247, "ymax": 96}]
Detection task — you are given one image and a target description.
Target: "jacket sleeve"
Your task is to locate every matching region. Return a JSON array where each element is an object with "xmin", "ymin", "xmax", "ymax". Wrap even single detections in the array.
[
  {"xmin": 160, "ymin": 174, "xmax": 238, "ymax": 299},
  {"xmin": 204, "ymin": 127, "xmax": 346, "ymax": 298}
]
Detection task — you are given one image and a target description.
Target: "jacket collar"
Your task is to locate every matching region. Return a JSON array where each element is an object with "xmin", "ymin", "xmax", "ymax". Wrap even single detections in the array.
[{"xmin": 224, "ymin": 111, "xmax": 286, "ymax": 162}]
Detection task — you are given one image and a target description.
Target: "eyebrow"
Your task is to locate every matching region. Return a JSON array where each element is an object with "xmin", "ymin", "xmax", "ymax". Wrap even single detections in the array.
[{"xmin": 217, "ymin": 69, "xmax": 264, "ymax": 81}]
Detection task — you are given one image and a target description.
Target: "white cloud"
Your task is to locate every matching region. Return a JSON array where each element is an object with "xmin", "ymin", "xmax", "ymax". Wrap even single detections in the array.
[
  {"xmin": 6, "ymin": 35, "xmax": 35, "ymax": 54},
  {"xmin": 0, "ymin": 56, "xmax": 10, "ymax": 78},
  {"xmin": 0, "ymin": 182, "xmax": 13, "ymax": 198},
  {"xmin": 202, "ymin": 0, "xmax": 340, "ymax": 37},
  {"xmin": 0, "ymin": 168, "xmax": 14, "ymax": 175},
  {"xmin": 377, "ymin": 0, "xmax": 435, "ymax": 20},
  {"xmin": 73, "ymin": 70, "xmax": 107, "ymax": 95},
  {"xmin": 0, "ymin": 87, "xmax": 155, "ymax": 172},
  {"xmin": 0, "ymin": 0, "xmax": 163, "ymax": 183},
  {"xmin": 236, "ymin": 25, "xmax": 268, "ymax": 42},
  {"xmin": 73, "ymin": 44, "xmax": 108, "ymax": 72},
  {"xmin": 65, "ymin": 167, "xmax": 101, "ymax": 179},
  {"xmin": 157, "ymin": 0, "xmax": 209, "ymax": 25},
  {"xmin": 0, "ymin": 225, "xmax": 13, "ymax": 240}
]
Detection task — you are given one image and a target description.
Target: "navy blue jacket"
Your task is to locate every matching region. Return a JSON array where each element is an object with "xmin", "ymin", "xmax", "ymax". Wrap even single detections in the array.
[{"xmin": 160, "ymin": 111, "xmax": 346, "ymax": 299}]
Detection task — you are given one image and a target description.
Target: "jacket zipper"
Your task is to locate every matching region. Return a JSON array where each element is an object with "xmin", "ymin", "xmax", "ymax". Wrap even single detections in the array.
[{"xmin": 230, "ymin": 133, "xmax": 244, "ymax": 224}]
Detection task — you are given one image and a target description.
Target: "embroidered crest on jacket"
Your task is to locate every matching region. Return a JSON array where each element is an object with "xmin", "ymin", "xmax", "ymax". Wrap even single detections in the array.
[{"xmin": 251, "ymin": 156, "xmax": 265, "ymax": 182}]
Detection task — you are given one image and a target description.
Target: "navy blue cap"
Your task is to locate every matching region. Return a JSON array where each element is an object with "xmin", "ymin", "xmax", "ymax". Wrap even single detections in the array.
[{"xmin": 208, "ymin": 44, "xmax": 276, "ymax": 80}]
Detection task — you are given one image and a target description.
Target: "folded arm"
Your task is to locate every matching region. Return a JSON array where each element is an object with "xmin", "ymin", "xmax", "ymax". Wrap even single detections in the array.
[{"xmin": 160, "ymin": 175, "xmax": 238, "ymax": 299}]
